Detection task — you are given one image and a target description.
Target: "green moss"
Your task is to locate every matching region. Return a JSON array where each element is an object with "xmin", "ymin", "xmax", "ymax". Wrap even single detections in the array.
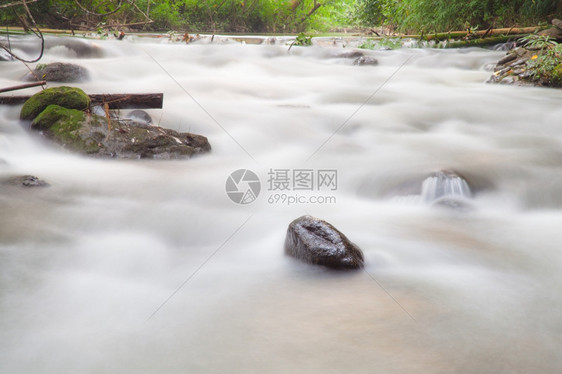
[
  {"xmin": 31, "ymin": 104, "xmax": 100, "ymax": 154},
  {"xmin": 31, "ymin": 104, "xmax": 85, "ymax": 130},
  {"xmin": 20, "ymin": 86, "xmax": 90, "ymax": 121},
  {"xmin": 551, "ymin": 64, "xmax": 562, "ymax": 86}
]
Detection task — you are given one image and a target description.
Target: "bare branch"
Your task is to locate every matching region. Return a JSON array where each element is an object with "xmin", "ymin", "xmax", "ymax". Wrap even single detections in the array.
[
  {"xmin": 0, "ymin": 0, "xmax": 44, "ymax": 63},
  {"xmin": 0, "ymin": 0, "xmax": 38, "ymax": 9}
]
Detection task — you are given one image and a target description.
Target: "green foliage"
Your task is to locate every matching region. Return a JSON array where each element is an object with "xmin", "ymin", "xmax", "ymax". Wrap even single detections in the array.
[
  {"xmin": 358, "ymin": 40, "xmax": 376, "ymax": 49},
  {"xmin": 4, "ymin": 0, "xmax": 560, "ymax": 33},
  {"xmin": 521, "ymin": 36, "xmax": 562, "ymax": 86},
  {"xmin": 293, "ymin": 32, "xmax": 313, "ymax": 46},
  {"xmin": 1, "ymin": 0, "xmax": 359, "ymax": 33},
  {"xmin": 520, "ymin": 34, "xmax": 557, "ymax": 51},
  {"xmin": 357, "ymin": 0, "xmax": 562, "ymax": 33},
  {"xmin": 358, "ymin": 37, "xmax": 402, "ymax": 49}
]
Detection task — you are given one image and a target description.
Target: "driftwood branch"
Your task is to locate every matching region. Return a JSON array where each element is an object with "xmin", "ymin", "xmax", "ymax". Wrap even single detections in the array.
[
  {"xmin": 0, "ymin": 93, "xmax": 163, "ymax": 109},
  {"xmin": 0, "ymin": 81, "xmax": 46, "ymax": 94}
]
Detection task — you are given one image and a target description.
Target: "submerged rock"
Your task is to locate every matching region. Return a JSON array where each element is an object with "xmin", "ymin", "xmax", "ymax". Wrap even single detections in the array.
[
  {"xmin": 44, "ymin": 37, "xmax": 104, "ymax": 58},
  {"xmin": 124, "ymin": 109, "xmax": 153, "ymax": 125},
  {"xmin": 1, "ymin": 175, "xmax": 49, "ymax": 187},
  {"xmin": 23, "ymin": 62, "xmax": 90, "ymax": 83},
  {"xmin": 353, "ymin": 56, "xmax": 379, "ymax": 66},
  {"xmin": 20, "ymin": 86, "xmax": 90, "ymax": 121},
  {"xmin": 421, "ymin": 170, "xmax": 473, "ymax": 210},
  {"xmin": 421, "ymin": 170, "xmax": 472, "ymax": 202},
  {"xmin": 335, "ymin": 50, "xmax": 365, "ymax": 59},
  {"xmin": 285, "ymin": 215, "xmax": 364, "ymax": 270}
]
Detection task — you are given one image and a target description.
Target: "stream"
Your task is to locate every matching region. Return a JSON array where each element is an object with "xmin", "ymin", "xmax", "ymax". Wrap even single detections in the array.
[{"xmin": 1, "ymin": 35, "xmax": 562, "ymax": 373}]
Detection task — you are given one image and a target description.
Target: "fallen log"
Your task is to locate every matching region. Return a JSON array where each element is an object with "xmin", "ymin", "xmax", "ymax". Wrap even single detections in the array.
[
  {"xmin": 88, "ymin": 93, "xmax": 163, "ymax": 109},
  {"xmin": 403, "ymin": 26, "xmax": 545, "ymax": 41},
  {"xmin": 443, "ymin": 34, "xmax": 526, "ymax": 48},
  {"xmin": 0, "ymin": 93, "xmax": 163, "ymax": 109}
]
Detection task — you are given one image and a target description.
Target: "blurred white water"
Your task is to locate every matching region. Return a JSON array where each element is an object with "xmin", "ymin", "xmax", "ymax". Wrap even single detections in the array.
[{"xmin": 1, "ymin": 36, "xmax": 562, "ymax": 373}]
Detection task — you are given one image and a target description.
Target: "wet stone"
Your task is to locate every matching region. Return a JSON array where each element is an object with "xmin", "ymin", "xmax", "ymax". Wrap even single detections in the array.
[
  {"xmin": 23, "ymin": 62, "xmax": 90, "ymax": 83},
  {"xmin": 285, "ymin": 215, "xmax": 364, "ymax": 270},
  {"xmin": 124, "ymin": 110, "xmax": 153, "ymax": 125}
]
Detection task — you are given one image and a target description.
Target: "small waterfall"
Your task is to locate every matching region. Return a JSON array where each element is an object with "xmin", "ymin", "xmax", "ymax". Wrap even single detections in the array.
[{"xmin": 421, "ymin": 171, "xmax": 472, "ymax": 203}]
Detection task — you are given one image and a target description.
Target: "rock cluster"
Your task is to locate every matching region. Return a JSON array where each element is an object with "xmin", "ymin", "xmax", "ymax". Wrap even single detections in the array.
[
  {"xmin": 488, "ymin": 19, "xmax": 562, "ymax": 86},
  {"xmin": 21, "ymin": 87, "xmax": 211, "ymax": 159},
  {"xmin": 487, "ymin": 47, "xmax": 537, "ymax": 85}
]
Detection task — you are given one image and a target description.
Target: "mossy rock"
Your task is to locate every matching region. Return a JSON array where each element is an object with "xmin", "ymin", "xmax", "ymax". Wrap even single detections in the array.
[
  {"xmin": 31, "ymin": 104, "xmax": 101, "ymax": 154},
  {"xmin": 31, "ymin": 104, "xmax": 85, "ymax": 130},
  {"xmin": 20, "ymin": 86, "xmax": 90, "ymax": 121}
]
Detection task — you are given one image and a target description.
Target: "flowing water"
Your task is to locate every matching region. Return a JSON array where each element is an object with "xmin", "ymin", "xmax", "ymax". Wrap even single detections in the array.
[{"xmin": 1, "ymin": 35, "xmax": 562, "ymax": 373}]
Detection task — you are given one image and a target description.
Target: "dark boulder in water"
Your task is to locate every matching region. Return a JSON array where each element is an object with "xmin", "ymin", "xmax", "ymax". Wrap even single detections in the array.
[{"xmin": 285, "ymin": 215, "xmax": 364, "ymax": 270}]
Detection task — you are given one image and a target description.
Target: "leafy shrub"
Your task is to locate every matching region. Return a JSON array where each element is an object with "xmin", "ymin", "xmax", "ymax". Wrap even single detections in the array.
[{"xmin": 521, "ymin": 35, "xmax": 562, "ymax": 86}]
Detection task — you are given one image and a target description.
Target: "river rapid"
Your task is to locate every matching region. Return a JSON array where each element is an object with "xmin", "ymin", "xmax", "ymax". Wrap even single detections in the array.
[{"xmin": 1, "ymin": 35, "xmax": 562, "ymax": 373}]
